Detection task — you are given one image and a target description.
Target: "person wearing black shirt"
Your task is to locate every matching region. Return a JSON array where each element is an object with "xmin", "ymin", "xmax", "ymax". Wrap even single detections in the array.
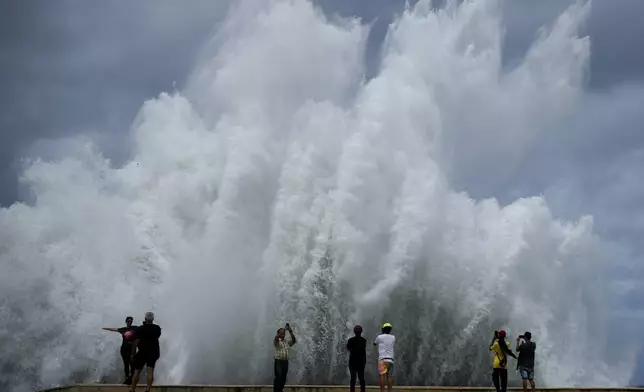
[
  {"xmin": 516, "ymin": 332, "xmax": 536, "ymax": 392},
  {"xmin": 130, "ymin": 312, "xmax": 161, "ymax": 392},
  {"xmin": 346, "ymin": 324, "xmax": 367, "ymax": 392},
  {"xmin": 102, "ymin": 316, "xmax": 137, "ymax": 384}
]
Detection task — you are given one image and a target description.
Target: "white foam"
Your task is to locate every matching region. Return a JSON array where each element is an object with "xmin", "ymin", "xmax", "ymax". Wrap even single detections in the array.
[{"xmin": 0, "ymin": 0, "xmax": 636, "ymax": 389}]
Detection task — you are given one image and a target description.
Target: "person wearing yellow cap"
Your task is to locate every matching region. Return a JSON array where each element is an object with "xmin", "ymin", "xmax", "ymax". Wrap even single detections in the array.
[{"xmin": 373, "ymin": 323, "xmax": 395, "ymax": 392}]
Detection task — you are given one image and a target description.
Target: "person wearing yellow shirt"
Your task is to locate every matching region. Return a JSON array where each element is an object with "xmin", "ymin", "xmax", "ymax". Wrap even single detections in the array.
[{"xmin": 489, "ymin": 330, "xmax": 517, "ymax": 392}]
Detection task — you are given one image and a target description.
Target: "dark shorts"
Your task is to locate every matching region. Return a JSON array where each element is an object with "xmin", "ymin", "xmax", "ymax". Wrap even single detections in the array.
[
  {"xmin": 519, "ymin": 366, "xmax": 534, "ymax": 380},
  {"xmin": 132, "ymin": 351, "xmax": 159, "ymax": 370}
]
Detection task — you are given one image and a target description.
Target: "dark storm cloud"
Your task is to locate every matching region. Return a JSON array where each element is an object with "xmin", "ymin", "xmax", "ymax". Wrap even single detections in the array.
[{"xmin": 0, "ymin": 0, "xmax": 230, "ymax": 205}]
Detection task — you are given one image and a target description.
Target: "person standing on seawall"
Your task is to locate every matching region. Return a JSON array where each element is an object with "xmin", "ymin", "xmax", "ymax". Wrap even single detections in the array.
[
  {"xmin": 374, "ymin": 323, "xmax": 396, "ymax": 392},
  {"xmin": 516, "ymin": 332, "xmax": 537, "ymax": 391},
  {"xmin": 274, "ymin": 323, "xmax": 297, "ymax": 392},
  {"xmin": 102, "ymin": 316, "xmax": 137, "ymax": 384},
  {"xmin": 129, "ymin": 312, "xmax": 161, "ymax": 392},
  {"xmin": 489, "ymin": 330, "xmax": 517, "ymax": 392},
  {"xmin": 346, "ymin": 324, "xmax": 367, "ymax": 392}
]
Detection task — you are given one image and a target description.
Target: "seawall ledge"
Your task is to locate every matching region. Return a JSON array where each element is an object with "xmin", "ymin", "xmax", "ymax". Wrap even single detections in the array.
[{"xmin": 37, "ymin": 385, "xmax": 644, "ymax": 392}]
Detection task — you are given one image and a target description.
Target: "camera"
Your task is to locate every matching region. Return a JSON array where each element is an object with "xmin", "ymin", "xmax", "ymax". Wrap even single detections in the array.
[{"xmin": 519, "ymin": 335, "xmax": 524, "ymax": 339}]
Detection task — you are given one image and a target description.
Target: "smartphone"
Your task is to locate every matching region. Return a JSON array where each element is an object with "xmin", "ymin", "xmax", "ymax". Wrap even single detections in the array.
[{"xmin": 285, "ymin": 323, "xmax": 290, "ymax": 329}]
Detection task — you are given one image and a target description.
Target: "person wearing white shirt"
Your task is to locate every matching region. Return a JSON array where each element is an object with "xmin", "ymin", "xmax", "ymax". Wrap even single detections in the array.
[{"xmin": 373, "ymin": 323, "xmax": 395, "ymax": 392}]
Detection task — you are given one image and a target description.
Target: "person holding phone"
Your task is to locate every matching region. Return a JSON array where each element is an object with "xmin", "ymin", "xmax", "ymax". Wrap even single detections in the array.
[
  {"xmin": 489, "ymin": 330, "xmax": 517, "ymax": 392},
  {"xmin": 516, "ymin": 332, "xmax": 536, "ymax": 391},
  {"xmin": 374, "ymin": 323, "xmax": 396, "ymax": 392},
  {"xmin": 273, "ymin": 323, "xmax": 297, "ymax": 392}
]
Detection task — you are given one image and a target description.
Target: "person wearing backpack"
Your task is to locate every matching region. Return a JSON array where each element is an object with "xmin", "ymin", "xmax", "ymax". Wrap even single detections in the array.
[
  {"xmin": 516, "ymin": 332, "xmax": 536, "ymax": 391},
  {"xmin": 489, "ymin": 330, "xmax": 517, "ymax": 392}
]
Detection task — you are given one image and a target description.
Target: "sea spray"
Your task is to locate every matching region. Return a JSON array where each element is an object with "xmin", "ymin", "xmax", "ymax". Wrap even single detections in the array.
[{"xmin": 0, "ymin": 0, "xmax": 635, "ymax": 390}]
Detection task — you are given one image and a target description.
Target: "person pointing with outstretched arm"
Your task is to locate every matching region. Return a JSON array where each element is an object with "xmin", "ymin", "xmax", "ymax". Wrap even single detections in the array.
[{"xmin": 102, "ymin": 316, "xmax": 137, "ymax": 384}]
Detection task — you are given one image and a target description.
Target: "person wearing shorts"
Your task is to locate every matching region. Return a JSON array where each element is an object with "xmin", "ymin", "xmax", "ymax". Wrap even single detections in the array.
[
  {"xmin": 129, "ymin": 312, "xmax": 161, "ymax": 392},
  {"xmin": 516, "ymin": 332, "xmax": 536, "ymax": 391},
  {"xmin": 373, "ymin": 323, "xmax": 395, "ymax": 392}
]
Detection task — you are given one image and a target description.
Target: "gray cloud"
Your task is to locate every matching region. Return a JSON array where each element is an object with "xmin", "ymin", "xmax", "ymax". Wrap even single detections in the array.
[
  {"xmin": 0, "ymin": 0, "xmax": 231, "ymax": 204},
  {"xmin": 2, "ymin": 0, "xmax": 643, "ymax": 203}
]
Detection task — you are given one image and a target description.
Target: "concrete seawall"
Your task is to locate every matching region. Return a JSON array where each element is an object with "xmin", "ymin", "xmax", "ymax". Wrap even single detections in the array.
[{"xmin": 38, "ymin": 386, "xmax": 644, "ymax": 392}]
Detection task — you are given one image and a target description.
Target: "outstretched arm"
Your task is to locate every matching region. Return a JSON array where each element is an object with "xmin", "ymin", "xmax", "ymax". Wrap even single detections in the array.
[
  {"xmin": 506, "ymin": 345, "xmax": 517, "ymax": 359},
  {"xmin": 102, "ymin": 328, "xmax": 119, "ymax": 332}
]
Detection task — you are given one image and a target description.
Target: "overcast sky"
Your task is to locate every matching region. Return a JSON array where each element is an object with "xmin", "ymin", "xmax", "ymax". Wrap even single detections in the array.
[
  {"xmin": 1, "ymin": 0, "xmax": 644, "ymax": 204},
  {"xmin": 2, "ymin": 0, "xmax": 644, "ymax": 382}
]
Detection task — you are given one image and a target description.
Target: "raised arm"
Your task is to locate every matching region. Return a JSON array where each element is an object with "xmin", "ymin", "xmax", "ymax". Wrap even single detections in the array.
[
  {"xmin": 489, "ymin": 332, "xmax": 497, "ymax": 350},
  {"xmin": 287, "ymin": 327, "xmax": 297, "ymax": 346}
]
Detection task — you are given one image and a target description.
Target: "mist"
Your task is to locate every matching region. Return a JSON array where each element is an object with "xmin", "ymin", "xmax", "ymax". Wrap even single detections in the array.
[{"xmin": 1, "ymin": 0, "xmax": 644, "ymax": 391}]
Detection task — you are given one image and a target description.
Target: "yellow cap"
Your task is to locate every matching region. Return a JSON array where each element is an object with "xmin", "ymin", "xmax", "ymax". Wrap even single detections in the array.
[{"xmin": 382, "ymin": 322, "xmax": 392, "ymax": 328}]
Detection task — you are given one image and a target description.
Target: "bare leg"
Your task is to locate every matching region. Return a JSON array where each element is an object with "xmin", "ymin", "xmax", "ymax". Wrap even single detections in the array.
[
  {"xmin": 379, "ymin": 374, "xmax": 386, "ymax": 392},
  {"xmin": 146, "ymin": 366, "xmax": 154, "ymax": 391},
  {"xmin": 387, "ymin": 374, "xmax": 393, "ymax": 391},
  {"xmin": 530, "ymin": 380, "xmax": 536, "ymax": 391},
  {"xmin": 130, "ymin": 368, "xmax": 141, "ymax": 391},
  {"xmin": 523, "ymin": 380, "xmax": 528, "ymax": 392}
]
